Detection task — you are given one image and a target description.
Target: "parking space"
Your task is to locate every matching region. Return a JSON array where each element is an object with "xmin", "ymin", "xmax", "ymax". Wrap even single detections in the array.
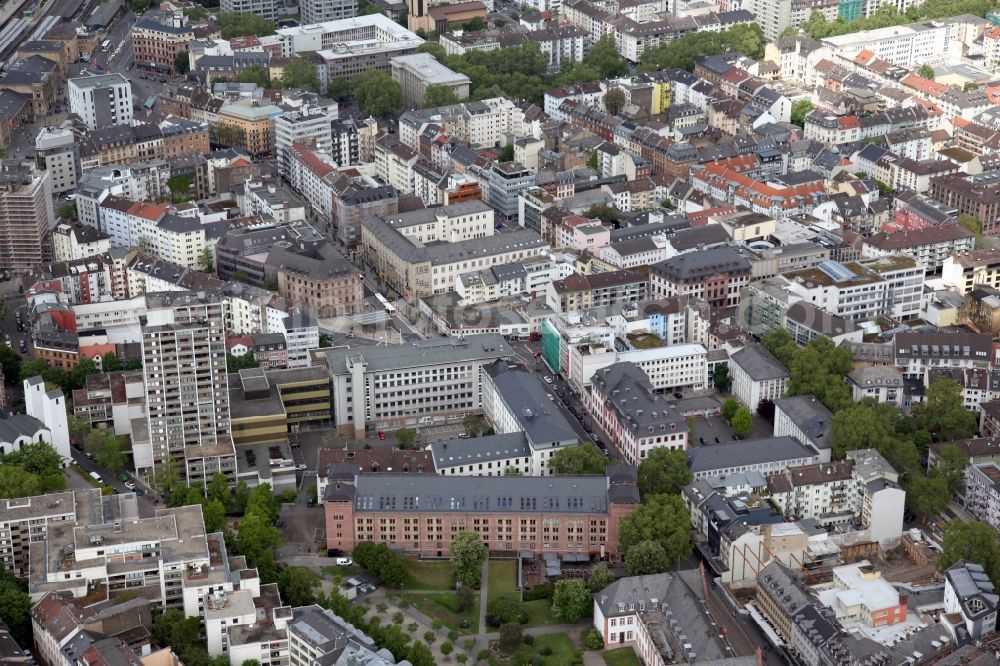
[
  {"xmin": 686, "ymin": 412, "xmax": 774, "ymax": 448},
  {"xmin": 418, "ymin": 422, "xmax": 466, "ymax": 444}
]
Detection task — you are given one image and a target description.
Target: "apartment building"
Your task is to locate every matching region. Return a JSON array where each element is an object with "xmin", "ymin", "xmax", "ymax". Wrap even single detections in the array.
[
  {"xmin": 773, "ymin": 396, "xmax": 833, "ymax": 463},
  {"xmin": 214, "ymin": 221, "xmax": 325, "ymax": 285},
  {"xmin": 267, "ymin": 243, "xmax": 363, "ymax": 318},
  {"xmin": 430, "ymin": 432, "xmax": 534, "ymax": 477},
  {"xmin": 287, "ymin": 605, "xmax": 399, "ymax": 666},
  {"xmin": 361, "ymin": 201, "xmax": 548, "ymax": 298},
  {"xmin": 485, "ymin": 161, "xmax": 535, "ymax": 222},
  {"xmin": 228, "ymin": 366, "xmax": 331, "ymax": 445},
  {"xmin": 132, "ymin": 18, "xmax": 195, "ymax": 78},
  {"xmin": 861, "ymin": 224, "xmax": 975, "ymax": 272},
  {"xmin": 217, "ymin": 100, "xmax": 284, "ymax": 158},
  {"xmin": 323, "ymin": 473, "xmax": 639, "ymax": 558},
  {"xmin": 930, "ymin": 171, "xmax": 1000, "ymax": 236},
  {"xmin": 649, "ymin": 247, "xmax": 752, "ymax": 307},
  {"xmin": 942, "ymin": 561, "xmax": 999, "ymax": 641},
  {"xmin": 687, "ymin": 437, "xmax": 820, "ymax": 480},
  {"xmin": 319, "ymin": 333, "xmax": 511, "ymax": 438},
  {"xmin": 846, "ymin": 366, "xmax": 906, "ymax": 408},
  {"xmin": 68, "ymin": 74, "xmax": 133, "ymax": 131},
  {"xmin": 819, "ymin": 561, "xmax": 908, "ymax": 628},
  {"xmin": 587, "ymin": 362, "xmax": 687, "ymax": 467},
  {"xmin": 51, "ymin": 223, "xmax": 110, "ymax": 262},
  {"xmin": 390, "ymin": 53, "xmax": 470, "ymax": 109},
  {"xmin": 35, "ymin": 126, "xmax": 80, "ymax": 194},
  {"xmin": 481, "ymin": 361, "xmax": 579, "ymax": 475},
  {"xmin": 965, "ymin": 462, "xmax": 1000, "ymax": 531},
  {"xmin": 0, "ymin": 160, "xmax": 54, "ymax": 271},
  {"xmin": 546, "ymin": 270, "xmax": 647, "ymax": 313},
  {"xmin": 220, "ymin": 0, "xmax": 279, "ymax": 20},
  {"xmin": 72, "ymin": 370, "xmax": 146, "ymax": 434},
  {"xmin": 942, "ymin": 248, "xmax": 1000, "ymax": 293},
  {"xmin": 138, "ymin": 291, "xmax": 236, "ymax": 487},
  {"xmin": 729, "ymin": 344, "xmax": 789, "ymax": 410},
  {"xmin": 893, "ymin": 330, "xmax": 992, "ymax": 379},
  {"xmin": 274, "ymin": 104, "xmax": 335, "ymax": 178}
]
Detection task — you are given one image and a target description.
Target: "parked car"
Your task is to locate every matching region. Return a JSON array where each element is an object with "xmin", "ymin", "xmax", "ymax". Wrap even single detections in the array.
[
  {"xmin": 296, "ymin": 464, "xmax": 307, "ymax": 470},
  {"xmin": 377, "ymin": 431, "xmax": 386, "ymax": 440},
  {"xmin": 458, "ymin": 433, "xmax": 470, "ymax": 439},
  {"xmin": 306, "ymin": 498, "xmax": 316, "ymax": 507},
  {"xmin": 335, "ymin": 557, "xmax": 353, "ymax": 566},
  {"xmin": 544, "ymin": 376, "xmax": 553, "ymax": 384},
  {"xmin": 124, "ymin": 481, "xmax": 136, "ymax": 490},
  {"xmin": 85, "ymin": 452, "xmax": 94, "ymax": 460}
]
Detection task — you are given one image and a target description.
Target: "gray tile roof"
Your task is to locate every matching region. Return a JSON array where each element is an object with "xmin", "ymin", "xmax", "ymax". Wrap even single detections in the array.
[
  {"xmin": 686, "ymin": 436, "xmax": 816, "ymax": 474},
  {"xmin": 651, "ymin": 246, "xmax": 751, "ymax": 282},
  {"xmin": 731, "ymin": 344, "xmax": 789, "ymax": 381},
  {"xmin": 590, "ymin": 362, "xmax": 686, "ymax": 438},
  {"xmin": 430, "ymin": 432, "xmax": 530, "ymax": 469},
  {"xmin": 946, "ymin": 561, "xmax": 999, "ymax": 619},
  {"xmin": 352, "ymin": 473, "xmax": 622, "ymax": 513},
  {"xmin": 0, "ymin": 414, "xmax": 46, "ymax": 445},
  {"xmin": 774, "ymin": 396, "xmax": 832, "ymax": 453},
  {"xmin": 319, "ymin": 334, "xmax": 510, "ymax": 375},
  {"xmin": 486, "ymin": 363, "xmax": 578, "ymax": 448}
]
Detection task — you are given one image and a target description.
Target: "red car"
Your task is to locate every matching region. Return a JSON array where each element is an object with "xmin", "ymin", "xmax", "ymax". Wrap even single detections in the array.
[{"xmin": 377, "ymin": 431, "xmax": 386, "ymax": 440}]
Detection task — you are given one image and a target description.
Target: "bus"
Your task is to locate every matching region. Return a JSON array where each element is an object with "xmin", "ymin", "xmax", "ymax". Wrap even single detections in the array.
[
  {"xmin": 375, "ymin": 292, "xmax": 396, "ymax": 315},
  {"xmin": 100, "ymin": 40, "xmax": 111, "ymax": 52}
]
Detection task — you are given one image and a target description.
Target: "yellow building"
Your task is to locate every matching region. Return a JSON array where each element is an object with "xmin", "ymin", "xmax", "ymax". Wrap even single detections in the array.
[
  {"xmin": 229, "ymin": 367, "xmax": 331, "ymax": 446},
  {"xmin": 216, "ymin": 99, "xmax": 283, "ymax": 158}
]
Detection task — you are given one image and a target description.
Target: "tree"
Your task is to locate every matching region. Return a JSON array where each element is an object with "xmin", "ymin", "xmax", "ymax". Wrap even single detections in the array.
[
  {"xmin": 456, "ymin": 584, "xmax": 476, "ymax": 612},
  {"xmin": 721, "ymin": 397, "xmax": 740, "ymax": 423},
  {"xmin": 57, "ymin": 202, "xmax": 78, "ymax": 220},
  {"xmin": 499, "ymin": 623, "xmax": 522, "ymax": 653},
  {"xmin": 731, "ymin": 406, "xmax": 752, "ymax": 436},
  {"xmin": 713, "ymin": 364, "xmax": 730, "ymax": 391},
  {"xmin": 0, "ymin": 467, "xmax": 44, "ymax": 499},
  {"xmin": 175, "ymin": 51, "xmax": 190, "ymax": 75},
  {"xmin": 131, "ymin": 0, "xmax": 150, "ymax": 11},
  {"xmin": 278, "ymin": 567, "xmax": 320, "ymax": 607},
  {"xmin": 451, "ymin": 531, "xmax": 487, "ymax": 586},
  {"xmin": 327, "ymin": 76, "xmax": 352, "ymax": 102},
  {"xmin": 585, "ymin": 203, "xmax": 618, "ymax": 224},
  {"xmin": 281, "ymin": 57, "xmax": 321, "ymax": 93},
  {"xmin": 603, "ymin": 87, "xmax": 627, "ymax": 116},
  {"xmin": 21, "ymin": 357, "xmax": 69, "ymax": 391},
  {"xmin": 152, "ymin": 456, "xmax": 181, "ymax": 494},
  {"xmin": 551, "ymin": 579, "xmax": 591, "ymax": 621},
  {"xmin": 547, "ymin": 442, "xmax": 606, "ymax": 475},
  {"xmin": 939, "ymin": 520, "xmax": 1000, "ymax": 588},
  {"xmin": 463, "ymin": 16, "xmax": 485, "ymax": 31},
  {"xmin": 423, "ymin": 83, "xmax": 460, "ymax": 108},
  {"xmin": 406, "ymin": 642, "xmax": 435, "ymax": 666},
  {"xmin": 619, "ymin": 494, "xmax": 691, "ymax": 565},
  {"xmin": 784, "ymin": 337, "xmax": 853, "ymax": 413},
  {"xmin": 831, "ymin": 401, "xmax": 920, "ymax": 475},
  {"xmin": 70, "ymin": 357, "xmax": 100, "ymax": 390},
  {"xmin": 207, "ymin": 473, "xmax": 232, "ymax": 508},
  {"xmin": 243, "ymin": 661, "xmax": 261, "ymax": 666},
  {"xmin": 503, "ymin": 466, "xmax": 522, "ymax": 476},
  {"xmin": 462, "ymin": 413, "xmax": 481, "ymax": 438},
  {"xmin": 217, "ymin": 12, "xmax": 277, "ymax": 39},
  {"xmin": 907, "ymin": 474, "xmax": 950, "ymax": 517},
  {"xmin": 101, "ymin": 353, "xmax": 122, "ymax": 372},
  {"xmin": 203, "ymin": 499, "xmax": 227, "ymax": 533},
  {"xmin": 499, "ymin": 144, "xmax": 514, "ymax": 162},
  {"xmin": 637, "ymin": 448, "xmax": 692, "ymax": 499},
  {"xmin": 958, "ymin": 213, "xmax": 982, "ymax": 238},
  {"xmin": 354, "ymin": 70, "xmax": 404, "ymax": 118},
  {"xmin": 154, "ymin": 609, "xmax": 201, "ymax": 652},
  {"xmin": 199, "ymin": 248, "xmax": 214, "ymax": 273},
  {"xmin": 761, "ymin": 328, "xmax": 797, "ymax": 367},
  {"xmin": 85, "ymin": 429, "xmax": 127, "ymax": 472},
  {"xmin": 237, "ymin": 513, "xmax": 283, "ymax": 573},
  {"xmin": 235, "ymin": 64, "xmax": 270, "ymax": 88},
  {"xmin": 935, "ymin": 443, "xmax": 970, "ymax": 495},
  {"xmin": 639, "ymin": 24, "xmax": 764, "ymax": 72},
  {"xmin": 395, "ymin": 427, "xmax": 416, "ymax": 449},
  {"xmin": 582, "ymin": 628, "xmax": 605, "ymax": 650},
  {"xmin": 0, "ymin": 343, "xmax": 22, "ymax": 384},
  {"xmin": 487, "ymin": 595, "xmax": 526, "ymax": 624},
  {"xmin": 625, "ymin": 540, "xmax": 670, "ymax": 576},
  {"xmin": 586, "ymin": 562, "xmax": 615, "ymax": 592},
  {"xmin": 914, "ymin": 378, "xmax": 977, "ymax": 441},
  {"xmin": 918, "ymin": 64, "xmax": 935, "ymax": 79},
  {"xmin": 583, "ymin": 36, "xmax": 628, "ymax": 78},
  {"xmin": 790, "ymin": 99, "xmax": 812, "ymax": 127},
  {"xmin": 245, "ymin": 484, "xmax": 279, "ymax": 523},
  {"xmin": 227, "ymin": 351, "xmax": 259, "ymax": 373}
]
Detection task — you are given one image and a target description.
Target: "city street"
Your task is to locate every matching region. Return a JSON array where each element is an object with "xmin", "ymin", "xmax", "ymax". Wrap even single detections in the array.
[{"xmin": 68, "ymin": 448, "xmax": 160, "ymax": 518}]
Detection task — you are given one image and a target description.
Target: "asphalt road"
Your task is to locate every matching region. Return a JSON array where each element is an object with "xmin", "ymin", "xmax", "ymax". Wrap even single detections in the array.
[{"xmin": 69, "ymin": 448, "xmax": 160, "ymax": 518}]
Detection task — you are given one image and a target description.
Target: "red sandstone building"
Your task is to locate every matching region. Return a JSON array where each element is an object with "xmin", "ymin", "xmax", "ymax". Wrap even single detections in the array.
[{"xmin": 324, "ymin": 469, "xmax": 640, "ymax": 559}]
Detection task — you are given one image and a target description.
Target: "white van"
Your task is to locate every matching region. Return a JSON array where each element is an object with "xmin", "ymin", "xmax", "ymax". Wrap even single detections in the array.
[{"xmin": 89, "ymin": 471, "xmax": 103, "ymax": 484}]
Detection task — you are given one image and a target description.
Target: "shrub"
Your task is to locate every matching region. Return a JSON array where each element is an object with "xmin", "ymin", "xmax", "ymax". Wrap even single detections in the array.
[
  {"xmin": 392, "ymin": 612, "xmax": 404, "ymax": 624},
  {"xmin": 540, "ymin": 646, "xmax": 553, "ymax": 656},
  {"xmin": 376, "ymin": 603, "xmax": 388, "ymax": 613},
  {"xmin": 463, "ymin": 639, "xmax": 475, "ymax": 652},
  {"xmin": 477, "ymin": 650, "xmax": 491, "ymax": 662},
  {"xmin": 432, "ymin": 619, "xmax": 443, "ymax": 630},
  {"xmin": 423, "ymin": 631, "xmax": 436, "ymax": 644},
  {"xmin": 522, "ymin": 582, "xmax": 553, "ymax": 601},
  {"xmin": 440, "ymin": 642, "xmax": 453, "ymax": 656},
  {"xmin": 523, "ymin": 634, "xmax": 535, "ymax": 646},
  {"xmin": 448, "ymin": 629, "xmax": 459, "ymax": 642},
  {"xmin": 582, "ymin": 628, "xmax": 604, "ymax": 650},
  {"xmin": 499, "ymin": 623, "xmax": 522, "ymax": 654}
]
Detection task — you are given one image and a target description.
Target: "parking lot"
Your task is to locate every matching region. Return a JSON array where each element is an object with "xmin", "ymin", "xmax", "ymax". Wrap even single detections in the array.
[{"xmin": 686, "ymin": 411, "xmax": 774, "ymax": 449}]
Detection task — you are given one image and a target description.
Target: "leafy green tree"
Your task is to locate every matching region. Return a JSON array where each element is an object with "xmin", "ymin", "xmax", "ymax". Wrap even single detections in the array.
[
  {"xmin": 278, "ymin": 567, "xmax": 320, "ymax": 607},
  {"xmin": 586, "ymin": 562, "xmax": 615, "ymax": 592},
  {"xmin": 451, "ymin": 531, "xmax": 487, "ymax": 586},
  {"xmin": 939, "ymin": 520, "xmax": 1000, "ymax": 588},
  {"xmin": 603, "ymin": 87, "xmax": 627, "ymax": 115},
  {"xmin": 761, "ymin": 328, "xmax": 797, "ymax": 367},
  {"xmin": 406, "ymin": 642, "xmax": 435, "ymax": 666},
  {"xmin": 958, "ymin": 213, "xmax": 982, "ymax": 237},
  {"xmin": 619, "ymin": 494, "xmax": 691, "ymax": 565},
  {"xmin": 830, "ymin": 401, "xmax": 919, "ymax": 474},
  {"xmin": 462, "ymin": 413, "xmax": 481, "ymax": 438},
  {"xmin": 20, "ymin": 357, "xmax": 69, "ymax": 391},
  {"xmin": 0, "ymin": 344, "xmax": 22, "ymax": 386},
  {"xmin": 582, "ymin": 628, "xmax": 605, "ymax": 650},
  {"xmin": 583, "ymin": 36, "xmax": 628, "ymax": 78},
  {"xmin": 236, "ymin": 64, "xmax": 270, "ymax": 88},
  {"xmin": 487, "ymin": 595, "xmax": 526, "ymax": 623},
  {"xmin": 199, "ymin": 248, "xmax": 214, "ymax": 273},
  {"xmin": 731, "ymin": 406, "xmax": 752, "ymax": 436},
  {"xmin": 243, "ymin": 661, "xmax": 261, "ymax": 666},
  {"xmin": 101, "ymin": 353, "xmax": 122, "ymax": 372},
  {"xmin": 227, "ymin": 351, "xmax": 259, "ymax": 373},
  {"xmin": 784, "ymin": 336, "xmax": 853, "ymax": 413},
  {"xmin": 456, "ymin": 584, "xmax": 476, "ymax": 612},
  {"xmin": 354, "ymin": 70, "xmax": 404, "ymax": 117},
  {"xmin": 914, "ymin": 378, "xmax": 977, "ymax": 440},
  {"xmin": 246, "ymin": 483, "xmax": 279, "ymax": 523},
  {"xmin": 153, "ymin": 609, "xmax": 202, "ymax": 652},
  {"xmin": 281, "ymin": 57, "xmax": 321, "ymax": 93},
  {"xmin": 237, "ymin": 513, "xmax": 283, "ymax": 573},
  {"xmin": 625, "ymin": 540, "xmax": 670, "ymax": 576},
  {"xmin": 585, "ymin": 202, "xmax": 618, "ymax": 224},
  {"xmin": 0, "ymin": 467, "xmax": 44, "ymax": 499},
  {"xmin": 207, "ymin": 473, "xmax": 232, "ymax": 507},
  {"xmin": 503, "ymin": 466, "xmax": 522, "ymax": 476},
  {"xmin": 547, "ymin": 442, "xmax": 606, "ymax": 475},
  {"xmin": 790, "ymin": 99, "xmax": 812, "ymax": 127},
  {"xmin": 918, "ymin": 64, "xmax": 935, "ymax": 79},
  {"xmin": 57, "ymin": 202, "xmax": 78, "ymax": 220},
  {"xmin": 203, "ymin": 499, "xmax": 227, "ymax": 533},
  {"xmin": 70, "ymin": 357, "xmax": 100, "ymax": 390},
  {"xmin": 424, "ymin": 83, "xmax": 460, "ymax": 108},
  {"xmin": 175, "ymin": 52, "xmax": 190, "ymax": 75},
  {"xmin": 637, "ymin": 448, "xmax": 692, "ymax": 499},
  {"xmin": 499, "ymin": 144, "xmax": 515, "ymax": 162},
  {"xmin": 463, "ymin": 16, "xmax": 485, "ymax": 31},
  {"xmin": 713, "ymin": 364, "xmax": 730, "ymax": 391},
  {"xmin": 640, "ymin": 24, "xmax": 764, "ymax": 72},
  {"xmin": 551, "ymin": 579, "xmax": 591, "ymax": 621},
  {"xmin": 721, "ymin": 397, "xmax": 740, "ymax": 423},
  {"xmin": 907, "ymin": 474, "xmax": 950, "ymax": 517},
  {"xmin": 85, "ymin": 428, "xmax": 127, "ymax": 472},
  {"xmin": 934, "ymin": 443, "xmax": 970, "ymax": 495},
  {"xmin": 131, "ymin": 0, "xmax": 150, "ymax": 11},
  {"xmin": 395, "ymin": 427, "xmax": 416, "ymax": 449},
  {"xmin": 217, "ymin": 12, "xmax": 277, "ymax": 39},
  {"xmin": 327, "ymin": 76, "xmax": 352, "ymax": 102}
]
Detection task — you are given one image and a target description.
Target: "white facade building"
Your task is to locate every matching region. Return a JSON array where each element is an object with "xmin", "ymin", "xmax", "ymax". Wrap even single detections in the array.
[{"xmin": 68, "ymin": 74, "xmax": 133, "ymax": 131}]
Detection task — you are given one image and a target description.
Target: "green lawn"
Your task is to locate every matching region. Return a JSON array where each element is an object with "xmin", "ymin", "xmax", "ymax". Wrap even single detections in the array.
[
  {"xmin": 321, "ymin": 565, "xmax": 362, "ymax": 582},
  {"xmin": 403, "ymin": 591, "xmax": 480, "ymax": 635},
  {"xmin": 402, "ymin": 559, "xmax": 456, "ymax": 591},
  {"xmin": 603, "ymin": 646, "xmax": 642, "ymax": 666},
  {"xmin": 521, "ymin": 598, "xmax": 562, "ymax": 627},
  {"xmin": 489, "ymin": 632, "xmax": 581, "ymax": 666},
  {"xmin": 487, "ymin": 560, "xmax": 516, "ymax": 599}
]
